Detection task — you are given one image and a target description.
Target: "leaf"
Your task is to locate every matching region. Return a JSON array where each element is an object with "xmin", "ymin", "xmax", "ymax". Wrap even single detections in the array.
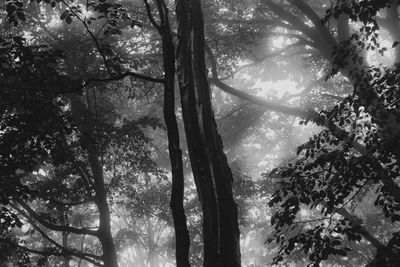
[
  {"xmin": 60, "ymin": 10, "xmax": 68, "ymax": 20},
  {"xmin": 65, "ymin": 15, "xmax": 72, "ymax": 24}
]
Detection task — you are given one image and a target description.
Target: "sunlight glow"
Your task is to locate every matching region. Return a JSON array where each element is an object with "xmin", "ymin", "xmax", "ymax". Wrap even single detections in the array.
[
  {"xmin": 253, "ymin": 79, "xmax": 300, "ymax": 98},
  {"xmin": 271, "ymin": 36, "xmax": 286, "ymax": 49}
]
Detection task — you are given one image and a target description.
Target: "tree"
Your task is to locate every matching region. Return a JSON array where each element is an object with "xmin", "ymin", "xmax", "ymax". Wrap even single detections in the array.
[
  {"xmin": 1, "ymin": 0, "xmax": 243, "ymax": 266},
  {"xmin": 193, "ymin": 0, "xmax": 400, "ymax": 265},
  {"xmin": 0, "ymin": 2, "xmax": 164, "ymax": 265},
  {"xmin": 175, "ymin": 0, "xmax": 241, "ymax": 265},
  {"xmin": 262, "ymin": 1, "xmax": 400, "ymax": 266}
]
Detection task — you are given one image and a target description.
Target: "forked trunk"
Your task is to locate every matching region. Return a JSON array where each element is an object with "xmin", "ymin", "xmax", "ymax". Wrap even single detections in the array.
[{"xmin": 175, "ymin": 0, "xmax": 241, "ymax": 266}]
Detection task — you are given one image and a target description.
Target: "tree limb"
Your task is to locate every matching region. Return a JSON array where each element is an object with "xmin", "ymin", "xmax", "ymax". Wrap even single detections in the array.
[
  {"xmin": 14, "ymin": 201, "xmax": 99, "ymax": 237},
  {"xmin": 85, "ymin": 71, "xmax": 164, "ymax": 85},
  {"xmin": 286, "ymin": 75, "xmax": 327, "ymax": 99},
  {"xmin": 0, "ymin": 238, "xmax": 103, "ymax": 266}
]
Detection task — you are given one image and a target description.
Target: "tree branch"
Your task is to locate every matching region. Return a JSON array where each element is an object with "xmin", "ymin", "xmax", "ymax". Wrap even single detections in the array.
[
  {"xmin": 30, "ymin": 221, "xmax": 103, "ymax": 262},
  {"xmin": 220, "ymin": 41, "xmax": 310, "ymax": 80},
  {"xmin": 14, "ymin": 201, "xmax": 99, "ymax": 237},
  {"xmin": 205, "ymin": 44, "xmax": 367, "ymax": 155},
  {"xmin": 144, "ymin": 0, "xmax": 161, "ymax": 32},
  {"xmin": 262, "ymin": 0, "xmax": 320, "ymax": 43},
  {"xmin": 0, "ymin": 238, "xmax": 103, "ymax": 266},
  {"xmin": 286, "ymin": 75, "xmax": 327, "ymax": 99},
  {"xmin": 288, "ymin": 0, "xmax": 337, "ymax": 46},
  {"xmin": 85, "ymin": 71, "xmax": 164, "ymax": 86}
]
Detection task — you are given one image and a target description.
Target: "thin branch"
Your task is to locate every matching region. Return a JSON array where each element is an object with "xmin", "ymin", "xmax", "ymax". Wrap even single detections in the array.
[
  {"xmin": 205, "ymin": 43, "xmax": 368, "ymax": 155},
  {"xmin": 14, "ymin": 201, "xmax": 99, "ymax": 237},
  {"xmin": 0, "ymin": 238, "xmax": 103, "ymax": 266},
  {"xmin": 220, "ymin": 41, "xmax": 309, "ymax": 80},
  {"xmin": 320, "ymin": 200, "xmax": 384, "ymax": 249},
  {"xmin": 286, "ymin": 75, "xmax": 327, "ymax": 99},
  {"xmin": 144, "ymin": 0, "xmax": 161, "ymax": 32},
  {"xmin": 212, "ymin": 78, "xmax": 317, "ymax": 119},
  {"xmin": 262, "ymin": 0, "xmax": 320, "ymax": 43},
  {"xmin": 332, "ymin": 181, "xmax": 369, "ymax": 218},
  {"xmin": 217, "ymin": 103, "xmax": 250, "ymax": 121},
  {"xmin": 60, "ymin": 0, "xmax": 113, "ymax": 75},
  {"xmin": 46, "ymin": 198, "xmax": 93, "ymax": 207},
  {"xmin": 320, "ymin": 93, "xmax": 345, "ymax": 101},
  {"xmin": 30, "ymin": 221, "xmax": 103, "ymax": 262},
  {"xmin": 85, "ymin": 71, "xmax": 164, "ymax": 85},
  {"xmin": 288, "ymin": 0, "xmax": 337, "ymax": 45}
]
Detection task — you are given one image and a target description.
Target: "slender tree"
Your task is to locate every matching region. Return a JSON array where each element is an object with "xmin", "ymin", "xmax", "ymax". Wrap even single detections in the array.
[{"xmin": 144, "ymin": 0, "xmax": 191, "ymax": 265}]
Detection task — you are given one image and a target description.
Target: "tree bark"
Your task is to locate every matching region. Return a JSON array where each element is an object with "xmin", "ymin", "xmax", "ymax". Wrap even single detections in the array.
[{"xmin": 175, "ymin": 0, "xmax": 241, "ymax": 266}]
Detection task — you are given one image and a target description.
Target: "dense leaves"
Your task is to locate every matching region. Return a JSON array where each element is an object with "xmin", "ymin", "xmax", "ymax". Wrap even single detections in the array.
[{"xmin": 267, "ymin": 1, "xmax": 400, "ymax": 266}]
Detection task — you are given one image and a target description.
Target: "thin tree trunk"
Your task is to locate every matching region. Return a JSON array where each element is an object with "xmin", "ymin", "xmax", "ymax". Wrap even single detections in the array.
[
  {"xmin": 175, "ymin": 0, "xmax": 241, "ymax": 266},
  {"xmin": 60, "ymin": 208, "xmax": 70, "ymax": 267},
  {"xmin": 146, "ymin": 0, "xmax": 191, "ymax": 266},
  {"xmin": 86, "ymin": 139, "xmax": 119, "ymax": 267},
  {"xmin": 70, "ymin": 96, "xmax": 119, "ymax": 267}
]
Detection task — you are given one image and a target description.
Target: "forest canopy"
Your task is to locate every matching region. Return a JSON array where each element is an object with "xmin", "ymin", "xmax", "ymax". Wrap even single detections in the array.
[{"xmin": 1, "ymin": 0, "xmax": 400, "ymax": 266}]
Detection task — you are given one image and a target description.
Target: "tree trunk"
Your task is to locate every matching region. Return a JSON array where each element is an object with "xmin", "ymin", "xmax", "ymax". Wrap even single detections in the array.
[
  {"xmin": 59, "ymin": 208, "xmax": 70, "ymax": 267},
  {"xmin": 70, "ymin": 96, "xmax": 119, "ymax": 267},
  {"xmin": 175, "ymin": 0, "xmax": 241, "ymax": 266},
  {"xmin": 86, "ymin": 139, "xmax": 119, "ymax": 267},
  {"xmin": 149, "ymin": 1, "xmax": 192, "ymax": 266}
]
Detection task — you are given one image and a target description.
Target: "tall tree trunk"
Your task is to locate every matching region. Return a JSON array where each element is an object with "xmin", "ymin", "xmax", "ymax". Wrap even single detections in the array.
[
  {"xmin": 147, "ymin": 0, "xmax": 191, "ymax": 266},
  {"xmin": 86, "ymin": 139, "xmax": 119, "ymax": 267},
  {"xmin": 175, "ymin": 0, "xmax": 241, "ymax": 266},
  {"xmin": 70, "ymin": 96, "xmax": 119, "ymax": 267}
]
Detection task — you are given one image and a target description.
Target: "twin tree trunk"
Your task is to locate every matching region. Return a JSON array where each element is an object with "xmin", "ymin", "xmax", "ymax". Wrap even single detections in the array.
[
  {"xmin": 151, "ymin": 0, "xmax": 242, "ymax": 266},
  {"xmin": 174, "ymin": 0, "xmax": 241, "ymax": 266},
  {"xmin": 70, "ymin": 1, "xmax": 242, "ymax": 266}
]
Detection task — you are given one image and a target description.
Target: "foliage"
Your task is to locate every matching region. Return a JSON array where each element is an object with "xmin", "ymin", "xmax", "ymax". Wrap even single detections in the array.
[{"xmin": 267, "ymin": 1, "xmax": 400, "ymax": 266}]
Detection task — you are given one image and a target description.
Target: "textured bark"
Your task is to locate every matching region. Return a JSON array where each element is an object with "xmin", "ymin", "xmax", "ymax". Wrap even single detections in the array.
[
  {"xmin": 70, "ymin": 96, "xmax": 118, "ymax": 267},
  {"xmin": 151, "ymin": 0, "xmax": 191, "ymax": 266},
  {"xmin": 175, "ymin": 0, "xmax": 241, "ymax": 266}
]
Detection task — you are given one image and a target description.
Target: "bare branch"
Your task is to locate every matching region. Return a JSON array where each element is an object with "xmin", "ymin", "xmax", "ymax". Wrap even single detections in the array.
[
  {"xmin": 220, "ymin": 41, "xmax": 309, "ymax": 80},
  {"xmin": 262, "ymin": 0, "xmax": 320, "ymax": 43},
  {"xmin": 205, "ymin": 43, "xmax": 367, "ymax": 155},
  {"xmin": 288, "ymin": 0, "xmax": 337, "ymax": 45},
  {"xmin": 85, "ymin": 71, "xmax": 164, "ymax": 86},
  {"xmin": 144, "ymin": 0, "xmax": 161, "ymax": 32},
  {"xmin": 0, "ymin": 238, "xmax": 103, "ymax": 266},
  {"xmin": 14, "ymin": 201, "xmax": 99, "ymax": 237},
  {"xmin": 60, "ymin": 0, "xmax": 113, "ymax": 76}
]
